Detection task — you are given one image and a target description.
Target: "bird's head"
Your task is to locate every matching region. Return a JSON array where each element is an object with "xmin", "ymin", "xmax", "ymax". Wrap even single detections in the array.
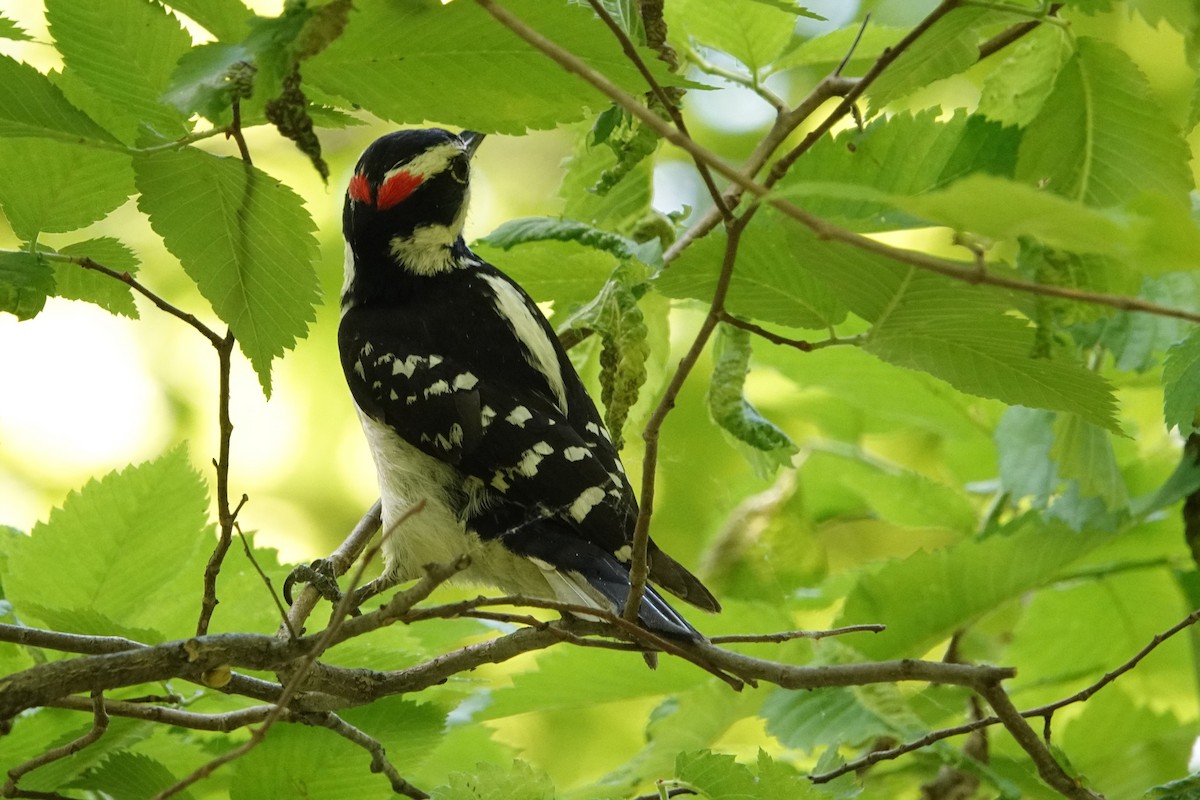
[{"xmin": 342, "ymin": 128, "xmax": 485, "ymax": 284}]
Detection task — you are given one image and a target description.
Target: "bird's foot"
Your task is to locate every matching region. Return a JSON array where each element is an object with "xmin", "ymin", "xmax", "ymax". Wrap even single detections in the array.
[{"xmin": 283, "ymin": 558, "xmax": 346, "ymax": 608}]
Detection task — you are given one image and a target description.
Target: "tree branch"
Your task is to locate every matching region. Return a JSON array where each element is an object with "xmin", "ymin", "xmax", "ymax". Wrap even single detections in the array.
[{"xmin": 3, "ymin": 691, "xmax": 108, "ymax": 797}]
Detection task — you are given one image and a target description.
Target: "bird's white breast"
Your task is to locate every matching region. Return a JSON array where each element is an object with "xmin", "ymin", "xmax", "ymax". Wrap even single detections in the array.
[{"xmin": 356, "ymin": 410, "xmax": 607, "ymax": 609}]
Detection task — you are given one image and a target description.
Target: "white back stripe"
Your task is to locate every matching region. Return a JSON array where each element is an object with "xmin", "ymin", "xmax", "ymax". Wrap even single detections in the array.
[{"xmin": 482, "ymin": 273, "xmax": 568, "ymax": 414}]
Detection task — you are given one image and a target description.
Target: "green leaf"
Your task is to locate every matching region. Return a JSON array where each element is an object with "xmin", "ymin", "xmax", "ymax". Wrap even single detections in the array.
[
  {"xmin": 1149, "ymin": 772, "xmax": 1200, "ymax": 800},
  {"xmin": 164, "ymin": 0, "xmax": 255, "ymax": 42},
  {"xmin": 559, "ymin": 132, "xmax": 653, "ymax": 232},
  {"xmin": 866, "ymin": 7, "xmax": 1012, "ymax": 111},
  {"xmin": 996, "ymin": 407, "xmax": 1058, "ymax": 505},
  {"xmin": 774, "ymin": 24, "xmax": 907, "ymax": 73},
  {"xmin": 480, "ymin": 216, "xmax": 654, "ymax": 266},
  {"xmin": 592, "ymin": 682, "xmax": 759, "ymax": 797},
  {"xmin": 0, "ymin": 251, "xmax": 54, "ymax": 320},
  {"xmin": 1164, "ymin": 327, "xmax": 1200, "ymax": 435},
  {"xmin": 898, "ymin": 174, "xmax": 1126, "ymax": 254},
  {"xmin": 52, "ymin": 238, "xmax": 140, "ymax": 318},
  {"xmin": 1050, "ymin": 414, "xmax": 1128, "ymax": 509},
  {"xmin": 831, "ymin": 261, "xmax": 1121, "ymax": 432},
  {"xmin": 1062, "ymin": 688, "xmax": 1190, "ymax": 798},
  {"xmin": 665, "ymin": 0, "xmax": 798, "ymax": 72},
  {"xmin": 4, "ymin": 715, "xmax": 153, "ymax": 794},
  {"xmin": 837, "ymin": 518, "xmax": 1108, "ymax": 660},
  {"xmin": 1016, "ymin": 37, "xmax": 1193, "ymax": 206},
  {"xmin": 134, "ymin": 146, "xmax": 319, "ymax": 395},
  {"xmin": 780, "ymin": 110, "xmax": 1019, "ymax": 232},
  {"xmin": 675, "ymin": 751, "xmax": 757, "ymax": 799},
  {"xmin": 563, "ymin": 274, "xmax": 649, "ymax": 448},
  {"xmin": 978, "ymin": 24, "xmax": 1074, "ymax": 127},
  {"xmin": 675, "ymin": 750, "xmax": 823, "ymax": 800},
  {"xmin": 707, "ymin": 325, "xmax": 798, "ymax": 475},
  {"xmin": 164, "ymin": 42, "xmax": 258, "ymax": 123},
  {"xmin": 866, "ymin": 307, "xmax": 1119, "ymax": 432},
  {"xmin": 762, "ymin": 687, "xmax": 892, "ymax": 749},
  {"xmin": 307, "ymin": 0, "xmax": 679, "ymax": 134},
  {"xmin": 472, "ymin": 239, "xmax": 618, "ymax": 326},
  {"xmin": 0, "ymin": 56, "xmax": 118, "ymax": 144},
  {"xmin": 4, "ymin": 446, "xmax": 210, "ymax": 641},
  {"xmin": 232, "ymin": 705, "xmax": 440, "ymax": 800},
  {"xmin": 74, "ymin": 753, "xmax": 191, "ymax": 800},
  {"xmin": 433, "ymin": 760, "xmax": 555, "ymax": 800},
  {"xmin": 46, "ymin": 0, "xmax": 193, "ymax": 144},
  {"xmin": 481, "ymin": 646, "xmax": 707, "ymax": 720},
  {"xmin": 827, "ymin": 449, "xmax": 978, "ymax": 530},
  {"xmin": 1102, "ymin": 272, "xmax": 1200, "ymax": 372},
  {"xmin": 656, "ymin": 218, "xmax": 847, "ymax": 329},
  {"xmin": 0, "ymin": 13, "xmax": 32, "ymax": 41},
  {"xmin": 0, "ymin": 138, "xmax": 134, "ymax": 240}
]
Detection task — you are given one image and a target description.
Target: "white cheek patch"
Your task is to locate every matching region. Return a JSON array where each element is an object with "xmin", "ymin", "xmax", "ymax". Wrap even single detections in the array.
[
  {"xmin": 391, "ymin": 225, "xmax": 459, "ymax": 275},
  {"xmin": 482, "ymin": 274, "xmax": 568, "ymax": 414}
]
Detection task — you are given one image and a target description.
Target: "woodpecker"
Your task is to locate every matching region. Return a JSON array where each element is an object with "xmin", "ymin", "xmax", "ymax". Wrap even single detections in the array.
[{"xmin": 339, "ymin": 128, "xmax": 719, "ymax": 639}]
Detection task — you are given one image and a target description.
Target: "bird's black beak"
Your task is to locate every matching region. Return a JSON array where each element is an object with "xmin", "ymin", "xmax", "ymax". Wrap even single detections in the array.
[{"xmin": 460, "ymin": 130, "xmax": 485, "ymax": 159}]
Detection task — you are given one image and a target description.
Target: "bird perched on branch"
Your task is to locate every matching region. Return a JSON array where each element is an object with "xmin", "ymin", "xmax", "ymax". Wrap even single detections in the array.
[{"xmin": 338, "ymin": 128, "xmax": 719, "ymax": 639}]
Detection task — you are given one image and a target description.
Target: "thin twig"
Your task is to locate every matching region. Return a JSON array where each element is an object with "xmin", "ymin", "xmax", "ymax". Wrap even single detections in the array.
[
  {"xmin": 196, "ymin": 331, "xmax": 238, "ymax": 636},
  {"xmin": 977, "ymin": 2, "xmax": 1064, "ymax": 60},
  {"xmin": 585, "ymin": 0, "xmax": 730, "ymax": 220},
  {"xmin": 195, "ymin": 97, "xmax": 254, "ymax": 637},
  {"xmin": 710, "ymin": 624, "xmax": 886, "ymax": 644},
  {"xmin": 978, "ymin": 681, "xmax": 1099, "ymax": 799},
  {"xmin": 36, "ymin": 252, "xmax": 224, "ymax": 346},
  {"xmin": 227, "ymin": 97, "xmax": 253, "ymax": 164},
  {"xmin": 308, "ymin": 712, "xmax": 429, "ymax": 799},
  {"xmin": 235, "ymin": 520, "xmax": 297, "ymax": 639},
  {"xmin": 476, "ymin": 0, "xmax": 1200, "ymax": 327},
  {"xmin": 813, "ymin": 607, "xmax": 1200, "ymax": 784},
  {"xmin": 157, "ymin": 503, "xmax": 433, "ymax": 800},
  {"xmin": 624, "ymin": 216, "xmax": 750, "ymax": 625},
  {"xmin": 3, "ymin": 691, "xmax": 108, "ymax": 796},
  {"xmin": 769, "ymin": 0, "xmax": 968, "ymax": 180}
]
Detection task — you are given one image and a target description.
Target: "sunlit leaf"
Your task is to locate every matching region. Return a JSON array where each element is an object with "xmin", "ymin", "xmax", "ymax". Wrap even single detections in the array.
[
  {"xmin": 708, "ymin": 324, "xmax": 798, "ymax": 475},
  {"xmin": 46, "ymin": 0, "xmax": 192, "ymax": 144},
  {"xmin": 433, "ymin": 760, "xmax": 554, "ymax": 800},
  {"xmin": 4, "ymin": 446, "xmax": 209, "ymax": 641},
  {"xmin": 0, "ymin": 250, "xmax": 54, "ymax": 320},
  {"xmin": 1050, "ymin": 413, "xmax": 1128, "ymax": 510},
  {"xmin": 978, "ymin": 24, "xmax": 1074, "ymax": 127},
  {"xmin": 0, "ymin": 13, "xmax": 32, "ymax": 41},
  {"xmin": 838, "ymin": 518, "xmax": 1108, "ymax": 660},
  {"xmin": 52, "ymin": 237, "xmax": 140, "ymax": 318},
  {"xmin": 656, "ymin": 218, "xmax": 847, "ymax": 329},
  {"xmin": 666, "ymin": 0, "xmax": 799, "ymax": 72},
  {"xmin": 866, "ymin": 7, "xmax": 1012, "ymax": 111},
  {"xmin": 1164, "ymin": 327, "xmax": 1200, "ymax": 435},
  {"xmin": 0, "ymin": 138, "xmax": 134, "ymax": 240},
  {"xmin": 1017, "ymin": 37, "xmax": 1193, "ymax": 206},
  {"xmin": 134, "ymin": 146, "xmax": 320, "ymax": 394},
  {"xmin": 0, "ymin": 56, "xmax": 117, "ymax": 144},
  {"xmin": 307, "ymin": 0, "xmax": 680, "ymax": 134}
]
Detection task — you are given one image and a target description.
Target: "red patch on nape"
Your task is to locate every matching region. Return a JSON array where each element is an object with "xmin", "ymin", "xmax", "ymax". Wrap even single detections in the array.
[
  {"xmin": 348, "ymin": 173, "xmax": 373, "ymax": 205},
  {"xmin": 377, "ymin": 170, "xmax": 422, "ymax": 210}
]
